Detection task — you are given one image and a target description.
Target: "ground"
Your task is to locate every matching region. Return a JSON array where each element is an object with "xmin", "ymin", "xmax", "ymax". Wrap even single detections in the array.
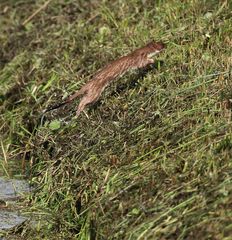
[{"xmin": 0, "ymin": 0, "xmax": 232, "ymax": 239}]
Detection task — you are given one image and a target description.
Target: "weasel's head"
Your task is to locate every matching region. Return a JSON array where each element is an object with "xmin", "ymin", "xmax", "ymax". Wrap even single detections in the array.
[
  {"xmin": 146, "ymin": 41, "xmax": 165, "ymax": 59},
  {"xmin": 132, "ymin": 41, "xmax": 165, "ymax": 67},
  {"xmin": 129, "ymin": 41, "xmax": 165, "ymax": 68}
]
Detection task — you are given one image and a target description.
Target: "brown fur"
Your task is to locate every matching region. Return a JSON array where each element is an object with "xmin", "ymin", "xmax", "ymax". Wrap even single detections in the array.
[{"xmin": 45, "ymin": 41, "xmax": 165, "ymax": 116}]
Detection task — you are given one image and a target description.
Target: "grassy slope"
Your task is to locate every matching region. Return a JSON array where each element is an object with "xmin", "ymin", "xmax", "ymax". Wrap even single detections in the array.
[{"xmin": 0, "ymin": 0, "xmax": 232, "ymax": 239}]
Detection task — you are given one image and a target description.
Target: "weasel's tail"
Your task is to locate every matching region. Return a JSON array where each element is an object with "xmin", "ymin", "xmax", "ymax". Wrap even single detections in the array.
[
  {"xmin": 43, "ymin": 101, "xmax": 68, "ymax": 113},
  {"xmin": 43, "ymin": 87, "xmax": 86, "ymax": 114}
]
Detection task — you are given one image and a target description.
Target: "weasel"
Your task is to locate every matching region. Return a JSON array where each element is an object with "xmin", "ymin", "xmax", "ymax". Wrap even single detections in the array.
[{"xmin": 44, "ymin": 41, "xmax": 165, "ymax": 116}]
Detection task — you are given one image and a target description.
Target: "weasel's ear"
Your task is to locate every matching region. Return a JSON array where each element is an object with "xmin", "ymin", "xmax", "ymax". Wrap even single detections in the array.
[{"xmin": 147, "ymin": 40, "xmax": 156, "ymax": 46}]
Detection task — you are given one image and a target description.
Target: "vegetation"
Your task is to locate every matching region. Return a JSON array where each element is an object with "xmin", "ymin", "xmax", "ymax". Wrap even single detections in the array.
[{"xmin": 0, "ymin": 0, "xmax": 232, "ymax": 239}]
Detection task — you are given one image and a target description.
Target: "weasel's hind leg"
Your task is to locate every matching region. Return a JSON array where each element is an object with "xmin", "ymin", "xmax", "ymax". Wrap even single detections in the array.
[{"xmin": 76, "ymin": 95, "xmax": 94, "ymax": 117}]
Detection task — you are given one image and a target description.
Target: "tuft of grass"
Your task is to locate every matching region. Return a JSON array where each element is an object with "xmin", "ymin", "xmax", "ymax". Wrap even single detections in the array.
[{"xmin": 0, "ymin": 0, "xmax": 232, "ymax": 239}]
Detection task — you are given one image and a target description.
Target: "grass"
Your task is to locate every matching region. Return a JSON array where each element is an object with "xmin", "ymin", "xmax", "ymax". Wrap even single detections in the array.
[{"xmin": 0, "ymin": 0, "xmax": 232, "ymax": 239}]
